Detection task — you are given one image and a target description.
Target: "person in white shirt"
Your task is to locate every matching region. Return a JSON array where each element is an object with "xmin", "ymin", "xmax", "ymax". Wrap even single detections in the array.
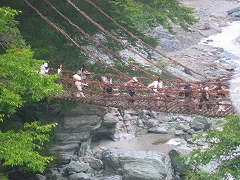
[
  {"xmin": 57, "ymin": 64, "xmax": 63, "ymax": 74},
  {"xmin": 147, "ymin": 77, "xmax": 163, "ymax": 106},
  {"xmin": 39, "ymin": 62, "xmax": 49, "ymax": 75},
  {"xmin": 72, "ymin": 70, "xmax": 85, "ymax": 98},
  {"xmin": 147, "ymin": 77, "xmax": 163, "ymax": 94}
]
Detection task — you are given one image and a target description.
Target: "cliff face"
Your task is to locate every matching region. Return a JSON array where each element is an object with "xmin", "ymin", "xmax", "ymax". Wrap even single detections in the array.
[{"xmin": 46, "ymin": 103, "xmax": 107, "ymax": 164}]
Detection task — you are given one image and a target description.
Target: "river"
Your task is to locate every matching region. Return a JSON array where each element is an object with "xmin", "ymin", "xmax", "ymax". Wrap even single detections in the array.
[
  {"xmin": 201, "ymin": 21, "xmax": 240, "ymax": 69},
  {"xmin": 201, "ymin": 21, "xmax": 240, "ymax": 114}
]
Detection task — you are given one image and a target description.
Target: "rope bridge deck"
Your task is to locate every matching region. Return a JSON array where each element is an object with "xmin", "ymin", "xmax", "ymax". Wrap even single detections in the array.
[{"xmin": 51, "ymin": 73, "xmax": 236, "ymax": 117}]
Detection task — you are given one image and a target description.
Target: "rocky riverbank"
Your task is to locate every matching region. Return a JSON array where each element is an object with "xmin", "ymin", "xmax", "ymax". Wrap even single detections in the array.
[
  {"xmin": 165, "ymin": 0, "xmax": 240, "ymax": 79},
  {"xmin": 121, "ymin": 0, "xmax": 240, "ymax": 80}
]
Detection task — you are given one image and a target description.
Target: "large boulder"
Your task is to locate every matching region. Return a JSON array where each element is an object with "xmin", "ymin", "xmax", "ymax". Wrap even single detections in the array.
[
  {"xmin": 101, "ymin": 148, "xmax": 173, "ymax": 180},
  {"xmin": 190, "ymin": 117, "xmax": 212, "ymax": 131}
]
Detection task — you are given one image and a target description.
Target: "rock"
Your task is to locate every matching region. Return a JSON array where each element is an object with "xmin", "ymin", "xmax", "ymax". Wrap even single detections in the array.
[
  {"xmin": 78, "ymin": 141, "xmax": 92, "ymax": 157},
  {"xmin": 174, "ymin": 130, "xmax": 184, "ymax": 136},
  {"xmin": 227, "ymin": 6, "xmax": 240, "ymax": 19},
  {"xmin": 34, "ymin": 174, "xmax": 46, "ymax": 180},
  {"xmin": 168, "ymin": 149, "xmax": 186, "ymax": 176},
  {"xmin": 69, "ymin": 172, "xmax": 91, "ymax": 180},
  {"xmin": 190, "ymin": 117, "xmax": 212, "ymax": 131},
  {"xmin": 145, "ymin": 118, "xmax": 159, "ymax": 128},
  {"xmin": 67, "ymin": 160, "xmax": 90, "ymax": 173},
  {"xmin": 79, "ymin": 157, "xmax": 104, "ymax": 171},
  {"xmin": 148, "ymin": 126, "xmax": 169, "ymax": 134},
  {"xmin": 49, "ymin": 103, "xmax": 105, "ymax": 163},
  {"xmin": 221, "ymin": 63, "xmax": 236, "ymax": 71},
  {"xmin": 101, "ymin": 148, "xmax": 173, "ymax": 180},
  {"xmin": 92, "ymin": 175, "xmax": 123, "ymax": 180},
  {"xmin": 165, "ymin": 138, "xmax": 182, "ymax": 146},
  {"xmin": 50, "ymin": 167, "xmax": 68, "ymax": 180}
]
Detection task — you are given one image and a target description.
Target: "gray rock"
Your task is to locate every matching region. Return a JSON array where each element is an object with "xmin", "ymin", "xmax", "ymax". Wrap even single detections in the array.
[
  {"xmin": 78, "ymin": 141, "xmax": 92, "ymax": 157},
  {"xmin": 101, "ymin": 148, "xmax": 173, "ymax": 180},
  {"xmin": 34, "ymin": 174, "xmax": 46, "ymax": 180},
  {"xmin": 79, "ymin": 157, "xmax": 104, "ymax": 171},
  {"xmin": 68, "ymin": 172, "xmax": 91, "ymax": 180},
  {"xmin": 174, "ymin": 130, "xmax": 184, "ymax": 136},
  {"xmin": 168, "ymin": 149, "xmax": 186, "ymax": 176},
  {"xmin": 227, "ymin": 6, "xmax": 240, "ymax": 18},
  {"xmin": 92, "ymin": 175, "xmax": 123, "ymax": 180},
  {"xmin": 67, "ymin": 161, "xmax": 90, "ymax": 173},
  {"xmin": 190, "ymin": 117, "xmax": 211, "ymax": 131},
  {"xmin": 148, "ymin": 126, "xmax": 169, "ymax": 134},
  {"xmin": 50, "ymin": 167, "xmax": 67, "ymax": 180},
  {"xmin": 145, "ymin": 118, "xmax": 159, "ymax": 128}
]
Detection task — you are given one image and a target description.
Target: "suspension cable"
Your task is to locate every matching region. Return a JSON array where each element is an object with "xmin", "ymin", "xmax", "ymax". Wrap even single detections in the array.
[
  {"xmin": 43, "ymin": 0, "xmax": 154, "ymax": 78},
  {"xmin": 24, "ymin": 0, "xmax": 130, "ymax": 79},
  {"xmin": 66, "ymin": 0, "xmax": 192, "ymax": 83},
  {"xmin": 86, "ymin": 0, "xmax": 208, "ymax": 79}
]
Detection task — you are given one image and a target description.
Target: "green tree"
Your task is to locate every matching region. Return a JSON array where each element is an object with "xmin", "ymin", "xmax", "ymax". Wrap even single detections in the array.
[
  {"xmin": 0, "ymin": 0, "xmax": 198, "ymax": 71},
  {"xmin": 0, "ymin": 6, "xmax": 26, "ymax": 52},
  {"xmin": 0, "ymin": 7, "xmax": 63, "ymax": 179},
  {"xmin": 183, "ymin": 115, "xmax": 240, "ymax": 179}
]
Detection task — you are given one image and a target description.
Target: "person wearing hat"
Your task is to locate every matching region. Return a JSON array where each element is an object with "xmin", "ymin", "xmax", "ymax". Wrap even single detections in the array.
[
  {"xmin": 39, "ymin": 62, "xmax": 49, "ymax": 75},
  {"xmin": 72, "ymin": 70, "xmax": 85, "ymax": 98},
  {"xmin": 125, "ymin": 77, "xmax": 138, "ymax": 103}
]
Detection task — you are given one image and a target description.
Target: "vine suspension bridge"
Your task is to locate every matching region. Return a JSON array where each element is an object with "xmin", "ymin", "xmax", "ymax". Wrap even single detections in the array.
[{"xmin": 24, "ymin": 0, "xmax": 238, "ymax": 117}]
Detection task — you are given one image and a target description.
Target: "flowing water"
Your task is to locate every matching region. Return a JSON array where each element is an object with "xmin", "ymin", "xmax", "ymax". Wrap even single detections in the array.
[
  {"xmin": 201, "ymin": 21, "xmax": 240, "ymax": 68},
  {"xmin": 201, "ymin": 21, "xmax": 240, "ymax": 114}
]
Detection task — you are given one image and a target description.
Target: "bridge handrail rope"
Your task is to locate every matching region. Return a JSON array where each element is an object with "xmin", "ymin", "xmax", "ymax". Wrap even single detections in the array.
[
  {"xmin": 66, "ymin": 0, "xmax": 193, "ymax": 83},
  {"xmin": 52, "ymin": 69, "xmax": 231, "ymax": 92},
  {"xmin": 24, "ymin": 0, "xmax": 130, "ymax": 79},
  {"xmin": 56, "ymin": 69, "xmax": 231, "ymax": 92},
  {"xmin": 85, "ymin": 0, "xmax": 208, "ymax": 79},
  {"xmin": 54, "ymin": 74, "xmax": 235, "ymax": 117},
  {"xmin": 43, "ymin": 0, "xmax": 154, "ymax": 78}
]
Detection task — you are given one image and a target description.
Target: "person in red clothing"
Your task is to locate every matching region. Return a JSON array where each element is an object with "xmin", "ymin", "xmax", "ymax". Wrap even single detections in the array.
[{"xmin": 125, "ymin": 77, "xmax": 138, "ymax": 103}]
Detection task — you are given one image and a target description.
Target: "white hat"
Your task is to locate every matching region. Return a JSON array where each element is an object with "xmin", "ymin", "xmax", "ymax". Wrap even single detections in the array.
[
  {"xmin": 132, "ymin": 77, "xmax": 138, "ymax": 82},
  {"xmin": 43, "ymin": 62, "xmax": 48, "ymax": 67}
]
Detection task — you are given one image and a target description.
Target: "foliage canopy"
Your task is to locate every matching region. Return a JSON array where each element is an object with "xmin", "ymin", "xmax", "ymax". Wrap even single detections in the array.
[
  {"xmin": 0, "ymin": 6, "xmax": 63, "ymax": 178},
  {"xmin": 184, "ymin": 115, "xmax": 240, "ymax": 180},
  {"xmin": 0, "ymin": 0, "xmax": 198, "ymax": 72}
]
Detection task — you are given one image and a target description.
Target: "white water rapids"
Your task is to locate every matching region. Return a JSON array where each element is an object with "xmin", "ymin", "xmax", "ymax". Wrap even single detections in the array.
[{"xmin": 201, "ymin": 21, "xmax": 240, "ymax": 114}]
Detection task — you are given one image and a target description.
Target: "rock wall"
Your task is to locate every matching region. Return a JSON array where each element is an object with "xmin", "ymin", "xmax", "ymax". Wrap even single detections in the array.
[
  {"xmin": 39, "ymin": 101, "xmax": 220, "ymax": 180},
  {"xmin": 49, "ymin": 103, "xmax": 107, "ymax": 164}
]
